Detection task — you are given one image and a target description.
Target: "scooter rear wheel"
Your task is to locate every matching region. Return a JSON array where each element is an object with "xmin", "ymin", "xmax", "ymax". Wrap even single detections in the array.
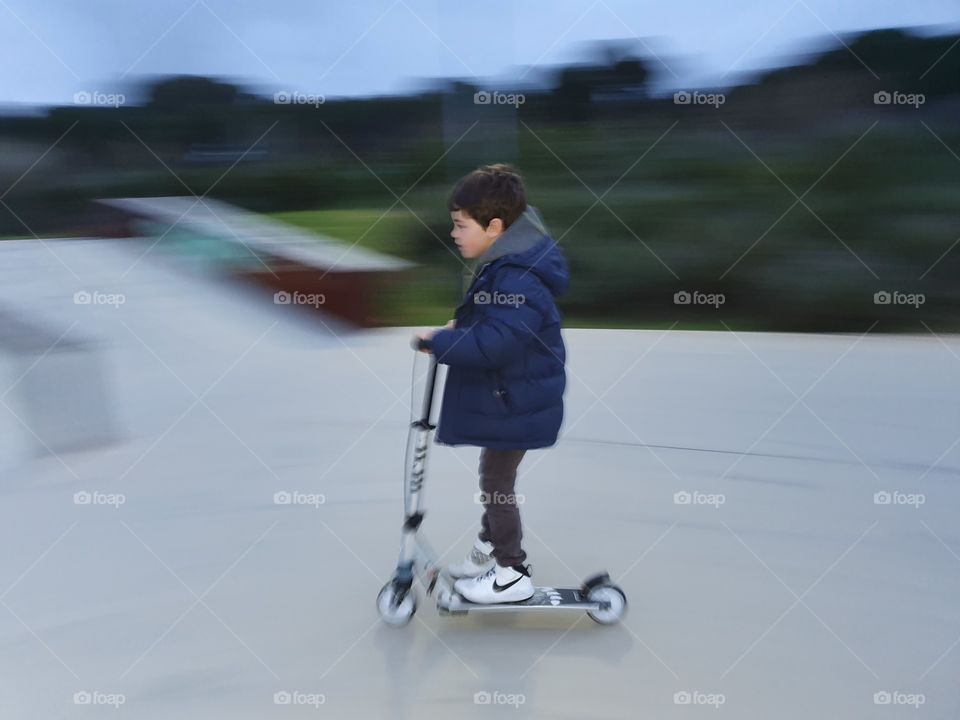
[{"xmin": 586, "ymin": 584, "xmax": 627, "ymax": 625}]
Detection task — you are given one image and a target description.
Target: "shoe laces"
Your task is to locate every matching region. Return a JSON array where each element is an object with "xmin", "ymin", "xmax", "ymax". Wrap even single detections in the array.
[{"xmin": 475, "ymin": 566, "xmax": 497, "ymax": 582}]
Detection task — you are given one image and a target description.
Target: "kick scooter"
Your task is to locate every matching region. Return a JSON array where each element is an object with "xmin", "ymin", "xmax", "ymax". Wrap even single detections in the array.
[{"xmin": 376, "ymin": 345, "xmax": 627, "ymax": 627}]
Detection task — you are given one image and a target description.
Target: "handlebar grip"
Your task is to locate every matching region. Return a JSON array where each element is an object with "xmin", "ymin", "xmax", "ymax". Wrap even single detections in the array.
[{"xmin": 411, "ymin": 336, "xmax": 430, "ymax": 352}]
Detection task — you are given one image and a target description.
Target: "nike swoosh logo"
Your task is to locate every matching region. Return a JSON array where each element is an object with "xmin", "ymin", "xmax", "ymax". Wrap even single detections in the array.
[{"xmin": 492, "ymin": 576, "xmax": 525, "ymax": 592}]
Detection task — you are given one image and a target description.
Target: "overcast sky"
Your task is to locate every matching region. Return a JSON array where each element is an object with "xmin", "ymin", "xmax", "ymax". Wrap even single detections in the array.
[{"xmin": 1, "ymin": 0, "xmax": 957, "ymax": 107}]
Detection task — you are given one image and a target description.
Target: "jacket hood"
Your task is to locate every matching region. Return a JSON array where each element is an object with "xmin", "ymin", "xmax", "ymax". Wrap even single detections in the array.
[{"xmin": 474, "ymin": 206, "xmax": 569, "ymax": 297}]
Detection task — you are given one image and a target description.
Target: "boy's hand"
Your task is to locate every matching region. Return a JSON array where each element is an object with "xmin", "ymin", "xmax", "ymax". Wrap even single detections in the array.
[
  {"xmin": 414, "ymin": 329, "xmax": 435, "ymax": 353},
  {"xmin": 413, "ymin": 322, "xmax": 454, "ymax": 353}
]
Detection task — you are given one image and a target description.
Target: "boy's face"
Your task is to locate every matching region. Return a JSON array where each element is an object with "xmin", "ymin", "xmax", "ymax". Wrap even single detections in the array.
[{"xmin": 450, "ymin": 210, "xmax": 503, "ymax": 260}]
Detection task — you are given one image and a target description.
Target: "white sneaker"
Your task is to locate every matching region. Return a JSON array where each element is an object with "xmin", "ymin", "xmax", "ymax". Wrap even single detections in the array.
[
  {"xmin": 453, "ymin": 562, "xmax": 534, "ymax": 604},
  {"xmin": 447, "ymin": 538, "xmax": 495, "ymax": 579}
]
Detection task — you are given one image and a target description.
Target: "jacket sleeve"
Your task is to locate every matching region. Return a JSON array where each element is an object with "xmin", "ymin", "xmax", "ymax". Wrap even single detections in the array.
[{"xmin": 427, "ymin": 268, "xmax": 546, "ymax": 369}]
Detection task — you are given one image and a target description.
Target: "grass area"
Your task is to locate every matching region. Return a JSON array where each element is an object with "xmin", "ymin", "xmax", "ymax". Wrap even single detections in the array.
[
  {"xmin": 268, "ymin": 208, "xmax": 796, "ymax": 330},
  {"xmin": 270, "ymin": 208, "xmax": 419, "ymax": 259}
]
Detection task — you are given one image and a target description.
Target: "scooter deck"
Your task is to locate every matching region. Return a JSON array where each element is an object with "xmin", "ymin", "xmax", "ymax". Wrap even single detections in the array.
[{"xmin": 438, "ymin": 586, "xmax": 602, "ymax": 614}]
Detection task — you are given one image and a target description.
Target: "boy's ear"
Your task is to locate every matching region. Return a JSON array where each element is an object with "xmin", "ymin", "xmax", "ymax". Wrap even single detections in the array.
[{"xmin": 485, "ymin": 217, "xmax": 505, "ymax": 237}]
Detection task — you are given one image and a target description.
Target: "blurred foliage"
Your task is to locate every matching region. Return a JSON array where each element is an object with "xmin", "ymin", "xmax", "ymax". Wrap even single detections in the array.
[{"xmin": 0, "ymin": 28, "xmax": 958, "ymax": 330}]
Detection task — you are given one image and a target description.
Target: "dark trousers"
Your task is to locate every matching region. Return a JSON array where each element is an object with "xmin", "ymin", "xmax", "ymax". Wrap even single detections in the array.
[{"xmin": 477, "ymin": 448, "xmax": 527, "ymax": 567}]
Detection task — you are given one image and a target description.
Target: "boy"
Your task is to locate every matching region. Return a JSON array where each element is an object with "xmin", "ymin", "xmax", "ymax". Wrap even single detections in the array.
[{"xmin": 415, "ymin": 164, "xmax": 568, "ymax": 604}]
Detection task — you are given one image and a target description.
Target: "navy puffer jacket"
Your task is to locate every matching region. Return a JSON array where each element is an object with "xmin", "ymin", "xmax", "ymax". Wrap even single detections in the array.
[{"xmin": 426, "ymin": 207, "xmax": 568, "ymax": 450}]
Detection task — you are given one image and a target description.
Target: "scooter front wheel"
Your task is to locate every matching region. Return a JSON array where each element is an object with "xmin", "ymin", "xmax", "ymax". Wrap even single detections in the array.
[{"xmin": 377, "ymin": 582, "xmax": 418, "ymax": 627}]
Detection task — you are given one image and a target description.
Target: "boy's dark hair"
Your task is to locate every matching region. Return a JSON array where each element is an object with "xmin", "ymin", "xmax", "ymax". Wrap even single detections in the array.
[{"xmin": 447, "ymin": 164, "xmax": 527, "ymax": 230}]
